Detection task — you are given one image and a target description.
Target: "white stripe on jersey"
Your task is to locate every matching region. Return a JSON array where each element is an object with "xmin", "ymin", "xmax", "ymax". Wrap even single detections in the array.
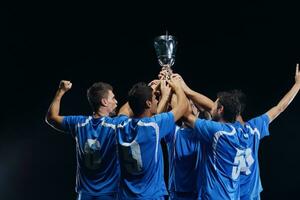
[
  {"xmin": 117, "ymin": 119, "xmax": 132, "ymax": 128},
  {"xmin": 212, "ymin": 125, "xmax": 236, "ymax": 170},
  {"xmin": 101, "ymin": 119, "xmax": 116, "ymax": 130},
  {"xmin": 77, "ymin": 116, "xmax": 93, "ymax": 127},
  {"xmin": 245, "ymin": 125, "xmax": 261, "ymax": 139},
  {"xmin": 117, "ymin": 119, "xmax": 160, "ymax": 162},
  {"xmin": 173, "ymin": 126, "xmax": 180, "ymax": 158},
  {"xmin": 76, "ymin": 116, "xmax": 116, "ymax": 130},
  {"xmin": 137, "ymin": 121, "xmax": 160, "ymax": 162}
]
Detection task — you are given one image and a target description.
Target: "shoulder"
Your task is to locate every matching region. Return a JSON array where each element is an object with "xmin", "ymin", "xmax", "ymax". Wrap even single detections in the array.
[
  {"xmin": 63, "ymin": 115, "xmax": 91, "ymax": 123},
  {"xmin": 107, "ymin": 115, "xmax": 129, "ymax": 124},
  {"xmin": 152, "ymin": 111, "xmax": 174, "ymax": 121},
  {"xmin": 247, "ymin": 114, "xmax": 270, "ymax": 126},
  {"xmin": 195, "ymin": 118, "xmax": 224, "ymax": 129}
]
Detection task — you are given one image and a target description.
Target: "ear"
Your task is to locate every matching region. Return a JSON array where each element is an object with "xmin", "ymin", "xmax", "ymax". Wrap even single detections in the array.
[
  {"xmin": 101, "ymin": 98, "xmax": 108, "ymax": 107},
  {"xmin": 146, "ymin": 100, "xmax": 152, "ymax": 108},
  {"xmin": 218, "ymin": 105, "xmax": 224, "ymax": 114}
]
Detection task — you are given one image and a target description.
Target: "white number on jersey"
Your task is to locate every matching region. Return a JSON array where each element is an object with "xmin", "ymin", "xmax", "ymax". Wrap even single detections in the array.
[
  {"xmin": 84, "ymin": 139, "xmax": 102, "ymax": 170},
  {"xmin": 232, "ymin": 148, "xmax": 254, "ymax": 180},
  {"xmin": 119, "ymin": 141, "xmax": 143, "ymax": 174}
]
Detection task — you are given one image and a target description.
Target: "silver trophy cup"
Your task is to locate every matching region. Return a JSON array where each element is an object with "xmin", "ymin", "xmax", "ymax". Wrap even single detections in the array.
[{"xmin": 154, "ymin": 33, "xmax": 177, "ymax": 79}]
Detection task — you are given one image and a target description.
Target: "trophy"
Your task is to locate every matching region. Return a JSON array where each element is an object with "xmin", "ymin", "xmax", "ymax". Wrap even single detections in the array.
[{"xmin": 154, "ymin": 32, "xmax": 177, "ymax": 79}]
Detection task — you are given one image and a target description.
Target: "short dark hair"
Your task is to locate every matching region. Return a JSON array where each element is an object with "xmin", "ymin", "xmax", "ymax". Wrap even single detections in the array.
[
  {"xmin": 230, "ymin": 89, "xmax": 246, "ymax": 113},
  {"xmin": 128, "ymin": 82, "xmax": 153, "ymax": 116},
  {"xmin": 217, "ymin": 91, "xmax": 241, "ymax": 122},
  {"xmin": 87, "ymin": 82, "xmax": 113, "ymax": 112}
]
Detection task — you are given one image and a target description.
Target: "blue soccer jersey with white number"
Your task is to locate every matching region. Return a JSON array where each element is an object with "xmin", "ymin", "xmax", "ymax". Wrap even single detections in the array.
[
  {"xmin": 62, "ymin": 115, "xmax": 127, "ymax": 196},
  {"xmin": 116, "ymin": 112, "xmax": 176, "ymax": 200},
  {"xmin": 165, "ymin": 126, "xmax": 203, "ymax": 200},
  {"xmin": 239, "ymin": 114, "xmax": 270, "ymax": 200},
  {"xmin": 194, "ymin": 119, "xmax": 251, "ymax": 200}
]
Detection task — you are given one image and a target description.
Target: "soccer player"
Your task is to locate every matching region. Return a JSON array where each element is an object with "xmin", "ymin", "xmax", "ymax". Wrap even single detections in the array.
[
  {"xmin": 116, "ymin": 78, "xmax": 188, "ymax": 200},
  {"xmin": 45, "ymin": 80, "xmax": 126, "ymax": 200},
  {"xmin": 175, "ymin": 64, "xmax": 300, "ymax": 199},
  {"xmin": 237, "ymin": 64, "xmax": 300, "ymax": 200},
  {"xmin": 164, "ymin": 97, "xmax": 212, "ymax": 200},
  {"xmin": 157, "ymin": 70, "xmax": 213, "ymax": 200}
]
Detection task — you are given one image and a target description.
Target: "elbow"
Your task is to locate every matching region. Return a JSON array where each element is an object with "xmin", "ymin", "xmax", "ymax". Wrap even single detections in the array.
[
  {"xmin": 277, "ymin": 104, "xmax": 286, "ymax": 114},
  {"xmin": 45, "ymin": 114, "xmax": 51, "ymax": 126},
  {"xmin": 45, "ymin": 113, "xmax": 55, "ymax": 126}
]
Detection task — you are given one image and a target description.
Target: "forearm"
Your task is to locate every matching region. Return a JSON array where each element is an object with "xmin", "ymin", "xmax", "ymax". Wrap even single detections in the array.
[
  {"xmin": 157, "ymin": 96, "xmax": 170, "ymax": 113},
  {"xmin": 186, "ymin": 89, "xmax": 214, "ymax": 111},
  {"xmin": 267, "ymin": 83, "xmax": 300, "ymax": 122},
  {"xmin": 173, "ymin": 88, "xmax": 188, "ymax": 121},
  {"xmin": 46, "ymin": 89, "xmax": 65, "ymax": 122}
]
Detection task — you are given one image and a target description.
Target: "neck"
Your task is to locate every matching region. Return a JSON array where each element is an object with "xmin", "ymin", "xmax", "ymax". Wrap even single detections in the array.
[
  {"xmin": 236, "ymin": 115, "xmax": 244, "ymax": 124},
  {"xmin": 134, "ymin": 109, "xmax": 152, "ymax": 118},
  {"xmin": 93, "ymin": 107, "xmax": 109, "ymax": 118}
]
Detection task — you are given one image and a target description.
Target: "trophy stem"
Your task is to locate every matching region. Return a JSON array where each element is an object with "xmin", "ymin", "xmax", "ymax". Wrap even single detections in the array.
[{"xmin": 161, "ymin": 65, "xmax": 173, "ymax": 80}]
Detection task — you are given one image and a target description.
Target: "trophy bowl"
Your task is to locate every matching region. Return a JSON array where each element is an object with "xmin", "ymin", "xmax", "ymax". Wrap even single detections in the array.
[{"xmin": 154, "ymin": 35, "xmax": 177, "ymax": 67}]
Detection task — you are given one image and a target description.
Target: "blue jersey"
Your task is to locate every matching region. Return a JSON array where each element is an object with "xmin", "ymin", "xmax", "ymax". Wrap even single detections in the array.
[
  {"xmin": 238, "ymin": 114, "xmax": 270, "ymax": 200},
  {"xmin": 62, "ymin": 115, "xmax": 126, "ymax": 196},
  {"xmin": 116, "ymin": 112, "xmax": 175, "ymax": 199},
  {"xmin": 165, "ymin": 126, "xmax": 203, "ymax": 200},
  {"xmin": 194, "ymin": 119, "xmax": 251, "ymax": 200}
]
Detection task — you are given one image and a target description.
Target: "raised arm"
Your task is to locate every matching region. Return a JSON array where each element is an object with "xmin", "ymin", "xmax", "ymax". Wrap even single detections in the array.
[
  {"xmin": 149, "ymin": 78, "xmax": 172, "ymax": 113},
  {"xmin": 167, "ymin": 77, "xmax": 189, "ymax": 122},
  {"xmin": 171, "ymin": 73, "xmax": 214, "ymax": 112},
  {"xmin": 266, "ymin": 64, "xmax": 300, "ymax": 123},
  {"xmin": 157, "ymin": 80, "xmax": 172, "ymax": 113},
  {"xmin": 45, "ymin": 80, "xmax": 72, "ymax": 131}
]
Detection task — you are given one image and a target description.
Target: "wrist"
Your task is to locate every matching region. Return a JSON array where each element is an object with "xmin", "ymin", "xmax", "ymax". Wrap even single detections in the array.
[
  {"xmin": 56, "ymin": 89, "xmax": 66, "ymax": 96},
  {"xmin": 160, "ymin": 94, "xmax": 170, "ymax": 101}
]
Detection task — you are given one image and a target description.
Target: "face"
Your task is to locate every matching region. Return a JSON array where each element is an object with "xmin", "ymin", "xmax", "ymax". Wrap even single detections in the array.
[
  {"xmin": 106, "ymin": 90, "xmax": 118, "ymax": 116},
  {"xmin": 149, "ymin": 90, "xmax": 158, "ymax": 115},
  {"xmin": 210, "ymin": 99, "xmax": 222, "ymax": 121}
]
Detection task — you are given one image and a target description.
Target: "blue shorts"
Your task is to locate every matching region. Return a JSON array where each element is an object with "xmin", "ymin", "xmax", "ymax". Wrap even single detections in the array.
[
  {"xmin": 169, "ymin": 192, "xmax": 201, "ymax": 200},
  {"xmin": 77, "ymin": 192, "xmax": 117, "ymax": 200}
]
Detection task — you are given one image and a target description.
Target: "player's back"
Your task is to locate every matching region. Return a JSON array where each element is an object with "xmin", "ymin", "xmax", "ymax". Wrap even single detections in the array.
[
  {"xmin": 194, "ymin": 119, "xmax": 248, "ymax": 200},
  {"xmin": 165, "ymin": 126, "xmax": 203, "ymax": 199},
  {"xmin": 116, "ymin": 112, "xmax": 175, "ymax": 200},
  {"xmin": 62, "ymin": 115, "xmax": 125, "ymax": 196},
  {"xmin": 237, "ymin": 114, "xmax": 270, "ymax": 200}
]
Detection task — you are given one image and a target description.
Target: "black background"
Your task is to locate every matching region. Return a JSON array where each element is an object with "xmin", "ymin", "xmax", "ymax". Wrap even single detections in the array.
[{"xmin": 2, "ymin": 1, "xmax": 300, "ymax": 199}]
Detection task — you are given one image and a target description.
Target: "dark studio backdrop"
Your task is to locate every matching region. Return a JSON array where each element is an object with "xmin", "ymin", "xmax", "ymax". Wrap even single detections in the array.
[{"xmin": 2, "ymin": 1, "xmax": 300, "ymax": 199}]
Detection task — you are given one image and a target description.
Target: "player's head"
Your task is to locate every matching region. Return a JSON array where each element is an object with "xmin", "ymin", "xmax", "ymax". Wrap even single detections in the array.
[
  {"xmin": 230, "ymin": 89, "xmax": 246, "ymax": 114},
  {"xmin": 128, "ymin": 82, "xmax": 158, "ymax": 116},
  {"xmin": 87, "ymin": 82, "xmax": 118, "ymax": 116},
  {"xmin": 210, "ymin": 91, "xmax": 241, "ymax": 123}
]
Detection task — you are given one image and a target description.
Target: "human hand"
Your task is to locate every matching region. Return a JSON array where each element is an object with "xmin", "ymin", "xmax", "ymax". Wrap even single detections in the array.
[
  {"xmin": 160, "ymin": 80, "xmax": 171, "ymax": 99},
  {"xmin": 171, "ymin": 73, "xmax": 190, "ymax": 93},
  {"xmin": 158, "ymin": 70, "xmax": 169, "ymax": 80},
  {"xmin": 58, "ymin": 80, "xmax": 72, "ymax": 93}
]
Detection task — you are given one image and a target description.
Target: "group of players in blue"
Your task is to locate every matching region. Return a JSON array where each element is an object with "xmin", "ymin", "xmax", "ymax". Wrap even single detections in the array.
[{"xmin": 46, "ymin": 64, "xmax": 300, "ymax": 200}]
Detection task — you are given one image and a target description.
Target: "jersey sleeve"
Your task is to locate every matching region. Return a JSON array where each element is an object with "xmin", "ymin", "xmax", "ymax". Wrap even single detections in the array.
[
  {"xmin": 248, "ymin": 114, "xmax": 270, "ymax": 140},
  {"xmin": 113, "ymin": 115, "xmax": 129, "ymax": 125},
  {"xmin": 61, "ymin": 115, "xmax": 83, "ymax": 138},
  {"xmin": 153, "ymin": 111, "xmax": 176, "ymax": 139},
  {"xmin": 194, "ymin": 118, "xmax": 223, "ymax": 143}
]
